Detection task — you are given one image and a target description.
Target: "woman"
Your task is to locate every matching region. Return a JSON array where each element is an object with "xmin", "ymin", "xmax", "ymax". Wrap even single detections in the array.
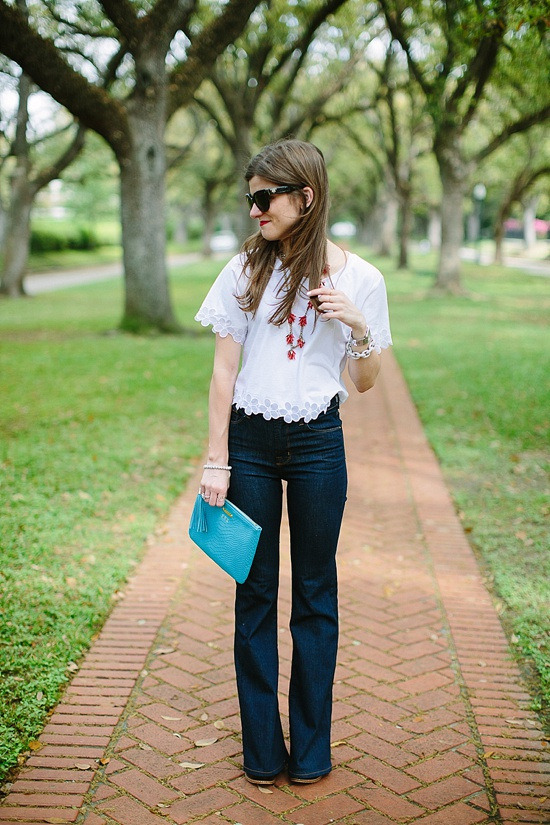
[{"xmin": 195, "ymin": 139, "xmax": 392, "ymax": 785}]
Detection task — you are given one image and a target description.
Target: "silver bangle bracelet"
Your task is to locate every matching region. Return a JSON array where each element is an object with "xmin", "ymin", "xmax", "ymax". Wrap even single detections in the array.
[
  {"xmin": 203, "ymin": 464, "xmax": 232, "ymax": 471},
  {"xmin": 346, "ymin": 338, "xmax": 375, "ymax": 361},
  {"xmin": 350, "ymin": 327, "xmax": 372, "ymax": 348}
]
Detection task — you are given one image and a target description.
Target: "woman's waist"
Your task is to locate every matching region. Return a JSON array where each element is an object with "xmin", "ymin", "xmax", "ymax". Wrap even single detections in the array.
[{"xmin": 232, "ymin": 386, "xmax": 343, "ymax": 423}]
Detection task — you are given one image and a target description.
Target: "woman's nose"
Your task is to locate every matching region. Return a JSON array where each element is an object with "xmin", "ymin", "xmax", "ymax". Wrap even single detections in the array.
[{"xmin": 250, "ymin": 202, "xmax": 263, "ymax": 218}]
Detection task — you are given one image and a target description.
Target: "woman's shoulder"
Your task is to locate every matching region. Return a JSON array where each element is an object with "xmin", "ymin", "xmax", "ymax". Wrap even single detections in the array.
[{"xmin": 215, "ymin": 252, "xmax": 248, "ymax": 285}]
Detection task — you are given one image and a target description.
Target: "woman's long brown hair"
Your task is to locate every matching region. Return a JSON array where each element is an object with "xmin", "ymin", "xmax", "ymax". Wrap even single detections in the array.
[{"xmin": 238, "ymin": 139, "xmax": 330, "ymax": 326}]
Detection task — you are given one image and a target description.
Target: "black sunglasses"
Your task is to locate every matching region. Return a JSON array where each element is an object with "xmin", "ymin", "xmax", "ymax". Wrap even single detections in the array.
[{"xmin": 245, "ymin": 184, "xmax": 305, "ymax": 213}]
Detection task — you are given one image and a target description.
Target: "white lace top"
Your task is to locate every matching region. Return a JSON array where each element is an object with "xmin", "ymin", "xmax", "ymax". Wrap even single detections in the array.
[{"xmin": 195, "ymin": 252, "xmax": 392, "ymax": 422}]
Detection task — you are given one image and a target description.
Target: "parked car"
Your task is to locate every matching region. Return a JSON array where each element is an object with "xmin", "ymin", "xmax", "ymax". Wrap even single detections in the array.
[
  {"xmin": 330, "ymin": 221, "xmax": 356, "ymax": 239},
  {"xmin": 210, "ymin": 231, "xmax": 238, "ymax": 252}
]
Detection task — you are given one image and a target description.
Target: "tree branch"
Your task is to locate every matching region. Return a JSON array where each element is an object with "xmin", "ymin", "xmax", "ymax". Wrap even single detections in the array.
[
  {"xmin": 0, "ymin": 1, "xmax": 130, "ymax": 158},
  {"xmin": 32, "ymin": 124, "xmax": 87, "ymax": 193},
  {"xmin": 193, "ymin": 96, "xmax": 236, "ymax": 154},
  {"xmin": 475, "ymin": 104, "xmax": 550, "ymax": 164},
  {"xmin": 97, "ymin": 0, "xmax": 139, "ymax": 43},
  {"xmin": 167, "ymin": 0, "xmax": 261, "ymax": 116},
  {"xmin": 448, "ymin": 25, "xmax": 503, "ymax": 128},
  {"xmin": 377, "ymin": 0, "xmax": 434, "ymax": 98},
  {"xmin": 144, "ymin": 0, "xmax": 197, "ymax": 53}
]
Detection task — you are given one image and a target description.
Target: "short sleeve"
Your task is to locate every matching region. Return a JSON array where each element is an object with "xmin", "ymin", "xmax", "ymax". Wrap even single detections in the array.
[
  {"xmin": 355, "ymin": 267, "xmax": 392, "ymax": 352},
  {"xmin": 195, "ymin": 255, "xmax": 248, "ymax": 345}
]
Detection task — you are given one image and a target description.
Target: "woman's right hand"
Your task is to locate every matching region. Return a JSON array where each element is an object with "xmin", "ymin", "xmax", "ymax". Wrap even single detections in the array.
[{"xmin": 200, "ymin": 467, "xmax": 230, "ymax": 507}]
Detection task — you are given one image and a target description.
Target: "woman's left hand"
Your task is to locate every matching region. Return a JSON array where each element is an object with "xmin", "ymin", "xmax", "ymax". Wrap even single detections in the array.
[{"xmin": 307, "ymin": 287, "xmax": 367, "ymax": 340}]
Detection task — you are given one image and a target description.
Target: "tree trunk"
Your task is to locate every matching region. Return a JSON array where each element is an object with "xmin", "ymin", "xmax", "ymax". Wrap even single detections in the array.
[
  {"xmin": 494, "ymin": 219, "xmax": 505, "ymax": 264},
  {"xmin": 373, "ymin": 183, "xmax": 398, "ymax": 257},
  {"xmin": 202, "ymin": 182, "xmax": 217, "ymax": 257},
  {"xmin": 0, "ymin": 174, "xmax": 32, "ymax": 296},
  {"xmin": 428, "ymin": 208, "xmax": 441, "ymax": 249},
  {"xmin": 119, "ymin": 58, "xmax": 179, "ymax": 333},
  {"xmin": 434, "ymin": 148, "xmax": 469, "ymax": 293},
  {"xmin": 523, "ymin": 195, "xmax": 538, "ymax": 250},
  {"xmin": 0, "ymin": 201, "xmax": 6, "ymax": 250},
  {"xmin": 397, "ymin": 186, "xmax": 412, "ymax": 269},
  {"xmin": 230, "ymin": 122, "xmax": 254, "ymax": 244}
]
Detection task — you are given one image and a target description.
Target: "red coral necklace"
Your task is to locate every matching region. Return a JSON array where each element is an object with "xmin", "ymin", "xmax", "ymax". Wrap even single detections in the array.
[
  {"xmin": 286, "ymin": 303, "xmax": 313, "ymax": 360},
  {"xmin": 285, "ymin": 268, "xmax": 327, "ymax": 360}
]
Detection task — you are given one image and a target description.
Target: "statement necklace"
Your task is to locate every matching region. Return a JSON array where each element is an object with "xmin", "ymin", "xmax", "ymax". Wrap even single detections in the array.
[
  {"xmin": 286, "ymin": 302, "xmax": 314, "ymax": 360},
  {"xmin": 285, "ymin": 267, "xmax": 328, "ymax": 360}
]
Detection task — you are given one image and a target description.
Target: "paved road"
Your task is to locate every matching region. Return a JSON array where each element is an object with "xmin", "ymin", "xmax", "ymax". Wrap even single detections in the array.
[
  {"xmin": 23, "ymin": 248, "xmax": 550, "ymax": 296},
  {"xmin": 24, "ymin": 253, "xmax": 207, "ymax": 295},
  {"xmin": 2, "ymin": 353, "xmax": 547, "ymax": 824}
]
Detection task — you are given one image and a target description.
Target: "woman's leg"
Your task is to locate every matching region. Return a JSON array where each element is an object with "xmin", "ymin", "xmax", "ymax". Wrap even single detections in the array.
[
  {"xmin": 229, "ymin": 413, "xmax": 288, "ymax": 779},
  {"xmin": 285, "ymin": 407, "xmax": 347, "ymax": 780}
]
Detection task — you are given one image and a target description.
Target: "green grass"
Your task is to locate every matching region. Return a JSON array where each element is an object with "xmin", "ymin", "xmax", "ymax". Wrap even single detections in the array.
[
  {"xmin": 0, "ymin": 250, "xmax": 548, "ymax": 785},
  {"xmin": 0, "ymin": 262, "xmax": 219, "ymax": 782},
  {"xmin": 27, "ymin": 245, "xmax": 122, "ymax": 272},
  {"xmin": 374, "ymin": 250, "xmax": 550, "ymax": 726}
]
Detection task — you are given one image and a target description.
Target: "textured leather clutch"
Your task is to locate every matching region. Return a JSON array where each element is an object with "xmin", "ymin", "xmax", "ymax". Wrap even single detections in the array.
[{"xmin": 188, "ymin": 493, "xmax": 262, "ymax": 584}]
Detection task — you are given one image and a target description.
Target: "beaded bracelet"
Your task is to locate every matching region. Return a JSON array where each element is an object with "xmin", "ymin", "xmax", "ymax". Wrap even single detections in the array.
[{"xmin": 203, "ymin": 464, "xmax": 232, "ymax": 471}]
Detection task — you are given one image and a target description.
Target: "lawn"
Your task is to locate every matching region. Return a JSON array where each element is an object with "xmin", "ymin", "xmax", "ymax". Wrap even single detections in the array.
[
  {"xmin": 0, "ymin": 250, "xmax": 548, "ymax": 785},
  {"xmin": 376, "ymin": 251, "xmax": 549, "ymax": 726}
]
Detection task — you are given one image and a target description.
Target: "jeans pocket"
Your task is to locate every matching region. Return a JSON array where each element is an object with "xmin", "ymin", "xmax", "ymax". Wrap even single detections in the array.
[
  {"xmin": 230, "ymin": 406, "xmax": 248, "ymax": 425},
  {"xmin": 305, "ymin": 409, "xmax": 342, "ymax": 433}
]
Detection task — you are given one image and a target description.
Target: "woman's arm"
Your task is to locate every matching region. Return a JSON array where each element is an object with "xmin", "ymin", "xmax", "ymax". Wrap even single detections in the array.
[
  {"xmin": 307, "ymin": 286, "xmax": 381, "ymax": 393},
  {"xmin": 200, "ymin": 333, "xmax": 242, "ymax": 506}
]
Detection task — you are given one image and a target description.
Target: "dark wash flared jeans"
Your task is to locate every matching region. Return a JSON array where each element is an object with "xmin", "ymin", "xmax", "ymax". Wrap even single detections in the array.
[{"xmin": 228, "ymin": 396, "xmax": 348, "ymax": 781}]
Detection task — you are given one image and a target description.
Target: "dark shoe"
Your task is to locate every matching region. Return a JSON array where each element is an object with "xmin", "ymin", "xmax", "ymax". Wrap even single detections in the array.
[
  {"xmin": 245, "ymin": 773, "xmax": 276, "ymax": 785},
  {"xmin": 290, "ymin": 774, "xmax": 324, "ymax": 784}
]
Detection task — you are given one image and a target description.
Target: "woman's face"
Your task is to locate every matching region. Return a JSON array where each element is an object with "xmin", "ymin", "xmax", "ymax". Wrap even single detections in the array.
[{"xmin": 248, "ymin": 175, "xmax": 313, "ymax": 243}]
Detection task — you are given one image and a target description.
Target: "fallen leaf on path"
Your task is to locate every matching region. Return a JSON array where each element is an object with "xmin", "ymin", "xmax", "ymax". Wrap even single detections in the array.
[
  {"xmin": 180, "ymin": 761, "xmax": 205, "ymax": 769},
  {"xmin": 195, "ymin": 737, "xmax": 218, "ymax": 747},
  {"xmin": 162, "ymin": 715, "xmax": 183, "ymax": 721},
  {"xmin": 258, "ymin": 786, "xmax": 273, "ymax": 794},
  {"xmin": 74, "ymin": 762, "xmax": 92, "ymax": 770}
]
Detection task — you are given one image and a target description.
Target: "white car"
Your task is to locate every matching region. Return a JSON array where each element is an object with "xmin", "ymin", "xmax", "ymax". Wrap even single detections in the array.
[
  {"xmin": 330, "ymin": 222, "xmax": 356, "ymax": 238},
  {"xmin": 210, "ymin": 231, "xmax": 238, "ymax": 252}
]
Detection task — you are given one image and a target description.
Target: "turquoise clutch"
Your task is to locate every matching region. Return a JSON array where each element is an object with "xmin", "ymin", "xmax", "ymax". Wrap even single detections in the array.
[{"xmin": 188, "ymin": 494, "xmax": 262, "ymax": 584}]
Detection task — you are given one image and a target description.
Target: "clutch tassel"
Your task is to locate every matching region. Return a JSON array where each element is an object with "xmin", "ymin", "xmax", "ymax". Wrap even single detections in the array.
[{"xmin": 190, "ymin": 494, "xmax": 208, "ymax": 533}]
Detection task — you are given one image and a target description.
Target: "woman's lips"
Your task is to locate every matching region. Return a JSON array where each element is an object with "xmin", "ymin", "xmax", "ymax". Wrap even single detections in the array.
[{"xmin": 259, "ymin": 220, "xmax": 270, "ymax": 226}]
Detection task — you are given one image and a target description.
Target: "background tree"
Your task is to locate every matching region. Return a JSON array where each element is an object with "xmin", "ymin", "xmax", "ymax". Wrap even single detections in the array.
[
  {"xmin": 378, "ymin": 0, "xmax": 550, "ymax": 293},
  {"xmin": 167, "ymin": 109, "xmax": 236, "ymax": 255},
  {"xmin": 350, "ymin": 40, "xmax": 431, "ymax": 267},
  {"xmin": 0, "ymin": 0, "xmax": 261, "ymax": 330},
  {"xmin": 193, "ymin": 0, "xmax": 377, "ymax": 239},
  {"xmin": 0, "ymin": 65, "xmax": 85, "ymax": 296},
  {"xmin": 483, "ymin": 130, "xmax": 550, "ymax": 263}
]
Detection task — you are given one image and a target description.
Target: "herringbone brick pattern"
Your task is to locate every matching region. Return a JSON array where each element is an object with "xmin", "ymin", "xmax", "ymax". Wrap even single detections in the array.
[{"xmin": 1, "ymin": 352, "xmax": 548, "ymax": 824}]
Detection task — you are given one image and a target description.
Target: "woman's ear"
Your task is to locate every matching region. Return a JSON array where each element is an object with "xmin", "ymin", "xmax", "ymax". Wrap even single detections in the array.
[{"xmin": 303, "ymin": 186, "xmax": 314, "ymax": 210}]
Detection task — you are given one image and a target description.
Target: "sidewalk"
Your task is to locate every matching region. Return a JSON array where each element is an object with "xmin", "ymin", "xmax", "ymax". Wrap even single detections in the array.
[{"xmin": 1, "ymin": 352, "xmax": 548, "ymax": 824}]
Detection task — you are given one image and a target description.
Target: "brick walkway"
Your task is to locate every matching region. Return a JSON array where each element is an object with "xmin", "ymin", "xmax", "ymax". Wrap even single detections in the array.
[{"xmin": 2, "ymin": 351, "xmax": 548, "ymax": 824}]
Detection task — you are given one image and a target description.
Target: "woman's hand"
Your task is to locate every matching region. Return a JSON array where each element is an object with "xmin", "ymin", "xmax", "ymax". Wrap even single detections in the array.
[
  {"xmin": 200, "ymin": 467, "xmax": 230, "ymax": 507},
  {"xmin": 307, "ymin": 286, "xmax": 367, "ymax": 340}
]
